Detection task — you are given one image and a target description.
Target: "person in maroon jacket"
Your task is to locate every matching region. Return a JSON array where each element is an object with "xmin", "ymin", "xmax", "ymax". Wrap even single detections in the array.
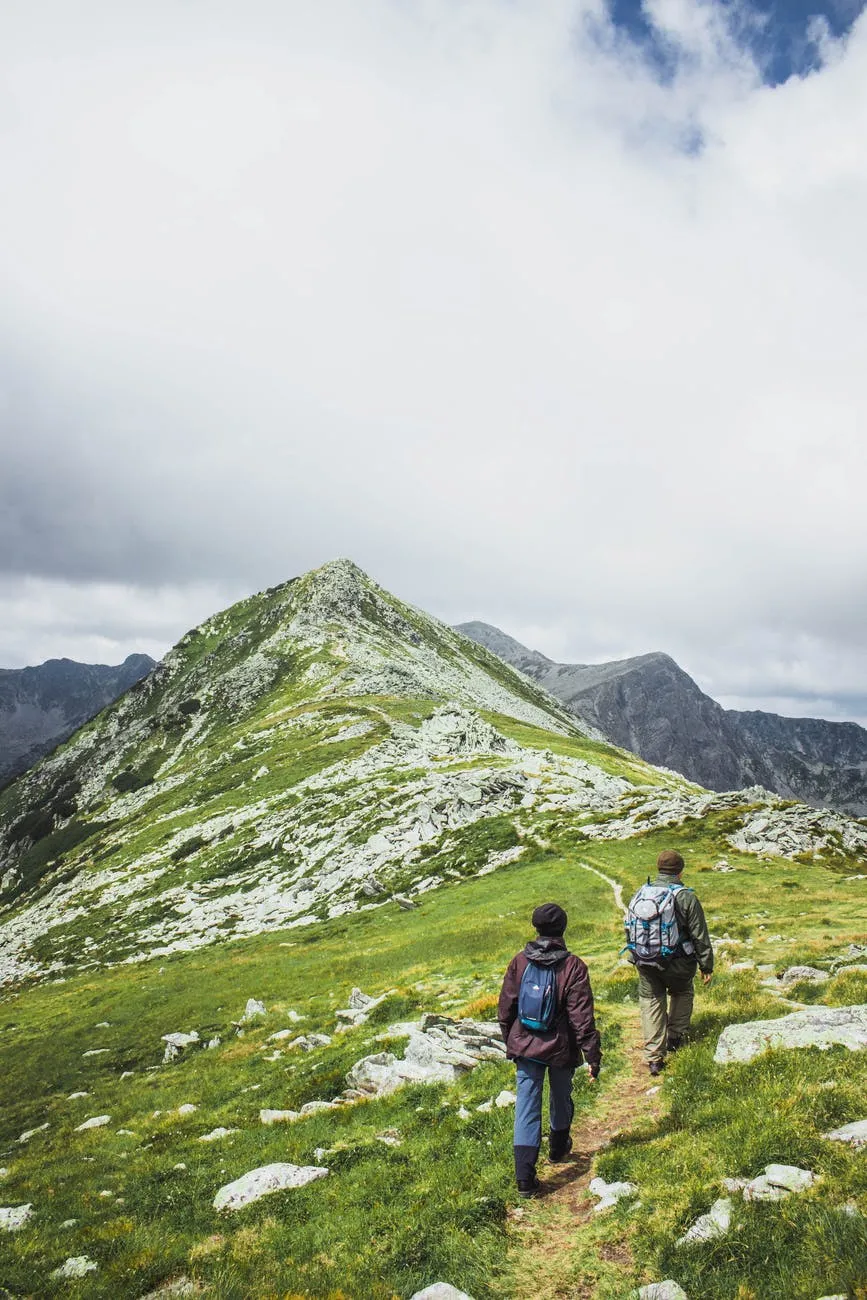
[{"xmin": 498, "ymin": 902, "xmax": 602, "ymax": 1196}]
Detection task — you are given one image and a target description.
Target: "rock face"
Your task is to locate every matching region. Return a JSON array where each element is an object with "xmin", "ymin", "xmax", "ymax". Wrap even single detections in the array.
[
  {"xmin": 0, "ymin": 654, "xmax": 154, "ymax": 787},
  {"xmin": 457, "ymin": 622, "xmax": 867, "ymax": 815},
  {"xmin": 715, "ymin": 1005, "xmax": 867, "ymax": 1064},
  {"xmin": 213, "ymin": 1162, "xmax": 328, "ymax": 1211}
]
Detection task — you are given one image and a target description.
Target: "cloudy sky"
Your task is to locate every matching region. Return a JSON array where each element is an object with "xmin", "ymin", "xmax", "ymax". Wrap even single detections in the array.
[{"xmin": 1, "ymin": 0, "xmax": 866, "ymax": 723}]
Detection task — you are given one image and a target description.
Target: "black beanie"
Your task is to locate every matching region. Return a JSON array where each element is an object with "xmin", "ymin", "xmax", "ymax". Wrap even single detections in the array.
[{"xmin": 532, "ymin": 902, "xmax": 567, "ymax": 936}]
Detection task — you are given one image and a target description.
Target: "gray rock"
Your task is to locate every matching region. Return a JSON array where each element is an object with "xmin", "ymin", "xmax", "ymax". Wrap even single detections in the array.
[
  {"xmin": 0, "ymin": 1204, "xmax": 33, "ymax": 1232},
  {"xmin": 715, "ymin": 1005, "xmax": 867, "ymax": 1064},
  {"xmin": 638, "ymin": 1284, "xmax": 689, "ymax": 1300},
  {"xmin": 408, "ymin": 1286, "xmax": 475, "ymax": 1300},
  {"xmin": 51, "ymin": 1256, "xmax": 99, "ymax": 1278},
  {"xmin": 161, "ymin": 1031, "xmax": 200, "ymax": 1063},
  {"xmin": 677, "ymin": 1197, "xmax": 731, "ymax": 1245},
  {"xmin": 824, "ymin": 1119, "xmax": 867, "ymax": 1147},
  {"xmin": 289, "ymin": 1033, "xmax": 332, "ymax": 1052},
  {"xmin": 588, "ymin": 1176, "xmax": 637, "ymax": 1212},
  {"xmin": 213, "ymin": 1162, "xmax": 328, "ymax": 1211},
  {"xmin": 241, "ymin": 998, "xmax": 267, "ymax": 1022},
  {"xmin": 742, "ymin": 1165, "xmax": 815, "ymax": 1201},
  {"xmin": 139, "ymin": 1279, "xmax": 203, "ymax": 1299},
  {"xmin": 18, "ymin": 1123, "xmax": 49, "ymax": 1143},
  {"xmin": 75, "ymin": 1114, "xmax": 111, "ymax": 1131},
  {"xmin": 393, "ymin": 894, "xmax": 417, "ymax": 910},
  {"xmin": 780, "ymin": 966, "xmax": 830, "ymax": 985},
  {"xmin": 199, "ymin": 1127, "xmax": 239, "ymax": 1142},
  {"xmin": 259, "ymin": 1109, "xmax": 299, "ymax": 1125}
]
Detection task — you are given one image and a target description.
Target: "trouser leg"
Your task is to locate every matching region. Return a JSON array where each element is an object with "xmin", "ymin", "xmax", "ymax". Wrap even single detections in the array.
[
  {"xmin": 638, "ymin": 966, "xmax": 668, "ymax": 1064},
  {"xmin": 514, "ymin": 1058, "xmax": 544, "ymax": 1184},
  {"xmin": 667, "ymin": 984, "xmax": 694, "ymax": 1041},
  {"xmin": 547, "ymin": 1065, "xmax": 575, "ymax": 1160}
]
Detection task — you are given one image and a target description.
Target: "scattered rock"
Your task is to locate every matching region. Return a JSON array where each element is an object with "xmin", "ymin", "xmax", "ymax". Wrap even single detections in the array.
[
  {"xmin": 266, "ymin": 1029, "xmax": 295, "ymax": 1042},
  {"xmin": 780, "ymin": 966, "xmax": 830, "ymax": 985},
  {"xmin": 824, "ymin": 1119, "xmax": 867, "ymax": 1147},
  {"xmin": 82, "ymin": 1048, "xmax": 110, "ymax": 1057},
  {"xmin": 677, "ymin": 1198, "xmax": 731, "ymax": 1245},
  {"xmin": 199, "ymin": 1127, "xmax": 239, "ymax": 1142},
  {"xmin": 713, "ymin": 861, "xmax": 736, "ymax": 873},
  {"xmin": 288, "ymin": 1033, "xmax": 332, "ymax": 1052},
  {"xmin": 715, "ymin": 1005, "xmax": 867, "ymax": 1064},
  {"xmin": 375, "ymin": 1129, "xmax": 403, "ymax": 1147},
  {"xmin": 213, "ymin": 1162, "xmax": 328, "ymax": 1211},
  {"xmin": 408, "ymin": 1286, "xmax": 475, "ymax": 1300},
  {"xmin": 59, "ymin": 1219, "xmax": 77, "ymax": 1228},
  {"xmin": 638, "ymin": 1285, "xmax": 688, "ymax": 1300},
  {"xmin": 0, "ymin": 1205, "xmax": 33, "ymax": 1232},
  {"xmin": 260, "ymin": 1109, "xmax": 300, "ymax": 1125},
  {"xmin": 117, "ymin": 1129, "xmax": 136, "ymax": 1137},
  {"xmin": 335, "ymin": 987, "xmax": 390, "ymax": 1030},
  {"xmin": 120, "ymin": 1070, "xmax": 135, "ymax": 1080},
  {"xmin": 742, "ymin": 1164, "xmax": 815, "ymax": 1201},
  {"xmin": 18, "ymin": 1123, "xmax": 49, "ymax": 1143},
  {"xmin": 75, "ymin": 1115, "xmax": 111, "ymax": 1131},
  {"xmin": 393, "ymin": 894, "xmax": 417, "ymax": 910},
  {"xmin": 476, "ymin": 1100, "xmax": 493, "ymax": 1113},
  {"xmin": 344, "ymin": 1015, "xmax": 506, "ymax": 1100},
  {"xmin": 457, "ymin": 1106, "xmax": 471, "ymax": 1120},
  {"xmin": 241, "ymin": 998, "xmax": 267, "ymax": 1022},
  {"xmin": 139, "ymin": 1278, "xmax": 203, "ymax": 1299},
  {"xmin": 67, "ymin": 1091, "xmax": 89, "ymax": 1100},
  {"xmin": 206, "ymin": 1036, "xmax": 221, "ymax": 1049},
  {"xmin": 173, "ymin": 1163, "xmax": 187, "ymax": 1172},
  {"xmin": 495, "ymin": 1090, "xmax": 516, "ymax": 1108},
  {"xmin": 51, "ymin": 1256, "xmax": 99, "ymax": 1279},
  {"xmin": 176, "ymin": 1104, "xmax": 198, "ymax": 1116},
  {"xmin": 161, "ymin": 1031, "xmax": 200, "ymax": 1063},
  {"xmin": 361, "ymin": 876, "xmax": 385, "ymax": 897},
  {"xmin": 588, "ymin": 1177, "xmax": 637, "ymax": 1212}
]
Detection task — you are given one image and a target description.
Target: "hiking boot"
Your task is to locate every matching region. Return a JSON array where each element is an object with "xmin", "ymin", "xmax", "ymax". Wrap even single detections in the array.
[
  {"xmin": 648, "ymin": 1059, "xmax": 664, "ymax": 1077},
  {"xmin": 667, "ymin": 1035, "xmax": 684, "ymax": 1053},
  {"xmin": 514, "ymin": 1144, "xmax": 540, "ymax": 1190},
  {"xmin": 548, "ymin": 1129, "xmax": 573, "ymax": 1163},
  {"xmin": 517, "ymin": 1175, "xmax": 542, "ymax": 1198}
]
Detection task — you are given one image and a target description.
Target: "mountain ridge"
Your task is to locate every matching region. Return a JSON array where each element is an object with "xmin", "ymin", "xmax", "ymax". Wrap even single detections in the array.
[
  {"xmin": 456, "ymin": 621, "xmax": 867, "ymax": 814},
  {"xmin": 0, "ymin": 652, "xmax": 156, "ymax": 788}
]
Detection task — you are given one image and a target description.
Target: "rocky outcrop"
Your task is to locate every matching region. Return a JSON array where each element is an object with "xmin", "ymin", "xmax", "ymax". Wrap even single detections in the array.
[
  {"xmin": 714, "ymin": 1005, "xmax": 867, "ymax": 1064},
  {"xmin": 457, "ymin": 622, "xmax": 867, "ymax": 815},
  {"xmin": 0, "ymin": 654, "xmax": 154, "ymax": 787}
]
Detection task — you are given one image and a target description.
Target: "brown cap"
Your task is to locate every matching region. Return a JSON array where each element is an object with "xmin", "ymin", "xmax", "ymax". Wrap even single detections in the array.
[
  {"xmin": 657, "ymin": 850, "xmax": 685, "ymax": 874},
  {"xmin": 532, "ymin": 903, "xmax": 567, "ymax": 936}
]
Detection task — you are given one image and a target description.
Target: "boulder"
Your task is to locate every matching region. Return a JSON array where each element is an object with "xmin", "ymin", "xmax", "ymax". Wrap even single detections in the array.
[
  {"xmin": 824, "ymin": 1119, "xmax": 867, "ymax": 1147},
  {"xmin": 161, "ymin": 1031, "xmax": 200, "ymax": 1064},
  {"xmin": 743, "ymin": 1165, "xmax": 815, "ymax": 1201},
  {"xmin": 75, "ymin": 1115, "xmax": 111, "ymax": 1131},
  {"xmin": 588, "ymin": 1177, "xmax": 637, "ymax": 1213},
  {"xmin": 289, "ymin": 1033, "xmax": 332, "ymax": 1052},
  {"xmin": 51, "ymin": 1256, "xmax": 99, "ymax": 1279},
  {"xmin": 780, "ymin": 966, "xmax": 830, "ymax": 985},
  {"xmin": 259, "ymin": 1109, "xmax": 299, "ymax": 1125},
  {"xmin": 18, "ymin": 1123, "xmax": 49, "ymax": 1143},
  {"xmin": 408, "ymin": 1286, "xmax": 475, "ymax": 1300},
  {"xmin": 241, "ymin": 998, "xmax": 267, "ymax": 1022},
  {"xmin": 677, "ymin": 1198, "xmax": 731, "ymax": 1245},
  {"xmin": 714, "ymin": 1005, "xmax": 867, "ymax": 1064},
  {"xmin": 638, "ymin": 1285, "xmax": 688, "ymax": 1300},
  {"xmin": 0, "ymin": 1205, "xmax": 33, "ymax": 1232},
  {"xmin": 213, "ymin": 1162, "xmax": 328, "ymax": 1211}
]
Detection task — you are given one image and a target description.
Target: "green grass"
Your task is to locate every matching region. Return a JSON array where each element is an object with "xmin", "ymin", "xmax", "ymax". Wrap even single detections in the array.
[{"xmin": 2, "ymin": 825, "xmax": 867, "ymax": 1298}]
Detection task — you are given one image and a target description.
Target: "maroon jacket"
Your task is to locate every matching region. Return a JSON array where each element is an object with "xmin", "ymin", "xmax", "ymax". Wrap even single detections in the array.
[{"xmin": 498, "ymin": 937, "xmax": 602, "ymax": 1072}]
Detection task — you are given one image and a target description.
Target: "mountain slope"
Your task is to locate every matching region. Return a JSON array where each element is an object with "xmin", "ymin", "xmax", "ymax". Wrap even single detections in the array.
[
  {"xmin": 456, "ymin": 622, "xmax": 867, "ymax": 814},
  {"xmin": 0, "ymin": 654, "xmax": 155, "ymax": 787}
]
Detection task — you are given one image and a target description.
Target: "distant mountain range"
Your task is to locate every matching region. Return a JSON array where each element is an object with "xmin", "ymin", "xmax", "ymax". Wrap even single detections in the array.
[
  {"xmin": 0, "ymin": 654, "xmax": 155, "ymax": 787},
  {"xmin": 456, "ymin": 622, "xmax": 867, "ymax": 816}
]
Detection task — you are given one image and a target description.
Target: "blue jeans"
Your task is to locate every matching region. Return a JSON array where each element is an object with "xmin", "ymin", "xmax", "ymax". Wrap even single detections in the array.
[{"xmin": 514, "ymin": 1058, "xmax": 575, "ymax": 1148}]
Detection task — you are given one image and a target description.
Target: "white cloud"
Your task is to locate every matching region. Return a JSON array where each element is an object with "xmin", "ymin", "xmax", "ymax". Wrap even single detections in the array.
[{"xmin": 0, "ymin": 1, "xmax": 865, "ymax": 719}]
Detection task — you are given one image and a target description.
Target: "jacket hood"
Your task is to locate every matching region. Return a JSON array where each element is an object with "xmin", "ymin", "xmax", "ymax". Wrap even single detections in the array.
[{"xmin": 523, "ymin": 937, "xmax": 571, "ymax": 967}]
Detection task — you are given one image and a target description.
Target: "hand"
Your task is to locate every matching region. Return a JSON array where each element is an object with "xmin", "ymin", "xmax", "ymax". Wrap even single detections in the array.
[
  {"xmin": 701, "ymin": 972, "xmax": 713, "ymax": 986},
  {"xmin": 588, "ymin": 1067, "xmax": 600, "ymax": 1083}
]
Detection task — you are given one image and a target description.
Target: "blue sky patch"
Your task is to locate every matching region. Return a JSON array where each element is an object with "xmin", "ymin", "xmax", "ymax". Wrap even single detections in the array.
[{"xmin": 608, "ymin": 0, "xmax": 866, "ymax": 85}]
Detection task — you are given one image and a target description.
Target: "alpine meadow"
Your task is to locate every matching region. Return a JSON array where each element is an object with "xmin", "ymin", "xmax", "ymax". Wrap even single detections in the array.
[{"xmin": 1, "ymin": 560, "xmax": 867, "ymax": 1300}]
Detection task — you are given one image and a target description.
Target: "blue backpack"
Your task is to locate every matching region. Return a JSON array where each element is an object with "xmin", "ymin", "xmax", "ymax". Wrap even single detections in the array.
[{"xmin": 518, "ymin": 960, "xmax": 558, "ymax": 1032}]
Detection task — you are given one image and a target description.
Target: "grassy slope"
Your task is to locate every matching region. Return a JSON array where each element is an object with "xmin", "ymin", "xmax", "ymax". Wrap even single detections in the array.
[{"xmin": 1, "ymin": 814, "xmax": 867, "ymax": 1299}]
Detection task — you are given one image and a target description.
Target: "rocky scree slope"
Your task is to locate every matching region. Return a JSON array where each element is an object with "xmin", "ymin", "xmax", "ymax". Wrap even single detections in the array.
[
  {"xmin": 457, "ymin": 622, "xmax": 867, "ymax": 815},
  {"xmin": 0, "ymin": 655, "xmax": 155, "ymax": 788},
  {"xmin": 1, "ymin": 560, "xmax": 866, "ymax": 992}
]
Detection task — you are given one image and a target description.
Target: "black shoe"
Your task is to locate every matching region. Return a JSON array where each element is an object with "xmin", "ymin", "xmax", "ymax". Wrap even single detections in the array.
[
  {"xmin": 549, "ymin": 1130, "xmax": 573, "ymax": 1163},
  {"xmin": 648, "ymin": 1059, "xmax": 664, "ymax": 1077},
  {"xmin": 517, "ymin": 1176, "xmax": 541, "ymax": 1198},
  {"xmin": 667, "ymin": 1036, "xmax": 684, "ymax": 1053},
  {"xmin": 514, "ymin": 1144, "xmax": 540, "ymax": 1188}
]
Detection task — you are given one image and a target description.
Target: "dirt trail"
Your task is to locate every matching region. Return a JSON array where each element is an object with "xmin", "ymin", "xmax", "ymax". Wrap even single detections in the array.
[{"xmin": 508, "ymin": 1019, "xmax": 662, "ymax": 1298}]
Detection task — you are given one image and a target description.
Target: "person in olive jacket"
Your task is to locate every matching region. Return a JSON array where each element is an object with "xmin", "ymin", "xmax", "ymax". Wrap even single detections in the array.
[{"xmin": 498, "ymin": 902, "xmax": 602, "ymax": 1197}]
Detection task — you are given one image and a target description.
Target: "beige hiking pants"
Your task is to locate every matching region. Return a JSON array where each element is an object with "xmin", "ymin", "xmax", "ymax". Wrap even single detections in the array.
[{"xmin": 637, "ymin": 962, "xmax": 696, "ymax": 1064}]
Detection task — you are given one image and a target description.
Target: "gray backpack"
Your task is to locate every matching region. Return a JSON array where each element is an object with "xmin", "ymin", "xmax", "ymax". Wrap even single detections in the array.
[{"xmin": 625, "ymin": 882, "xmax": 695, "ymax": 963}]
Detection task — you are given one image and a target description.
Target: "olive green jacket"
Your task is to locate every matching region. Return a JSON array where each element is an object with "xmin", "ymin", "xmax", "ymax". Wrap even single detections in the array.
[{"xmin": 657, "ymin": 874, "xmax": 714, "ymax": 974}]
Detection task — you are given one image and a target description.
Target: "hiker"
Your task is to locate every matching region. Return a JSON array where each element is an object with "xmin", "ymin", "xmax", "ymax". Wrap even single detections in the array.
[
  {"xmin": 498, "ymin": 902, "xmax": 602, "ymax": 1197},
  {"xmin": 625, "ymin": 849, "xmax": 714, "ymax": 1077}
]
